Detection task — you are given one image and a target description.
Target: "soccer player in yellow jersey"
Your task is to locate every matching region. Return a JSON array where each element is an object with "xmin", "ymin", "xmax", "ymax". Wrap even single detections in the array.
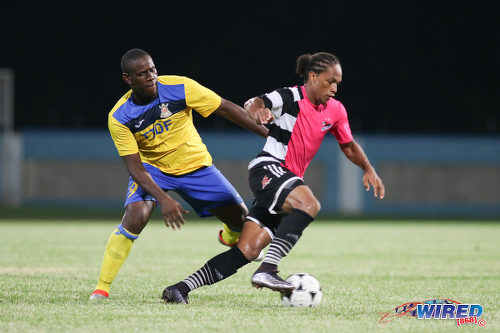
[{"xmin": 90, "ymin": 48, "xmax": 268, "ymax": 300}]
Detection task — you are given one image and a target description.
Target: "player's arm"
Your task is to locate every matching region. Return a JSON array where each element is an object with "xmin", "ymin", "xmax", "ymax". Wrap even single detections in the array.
[
  {"xmin": 339, "ymin": 140, "xmax": 385, "ymax": 199},
  {"xmin": 121, "ymin": 153, "xmax": 188, "ymax": 229},
  {"xmin": 243, "ymin": 97, "xmax": 274, "ymax": 125},
  {"xmin": 183, "ymin": 77, "xmax": 268, "ymax": 137},
  {"xmin": 214, "ymin": 98, "xmax": 269, "ymax": 137}
]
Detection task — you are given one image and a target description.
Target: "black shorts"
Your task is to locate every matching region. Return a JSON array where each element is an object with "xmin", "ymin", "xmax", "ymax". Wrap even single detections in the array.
[{"xmin": 246, "ymin": 157, "xmax": 305, "ymax": 236}]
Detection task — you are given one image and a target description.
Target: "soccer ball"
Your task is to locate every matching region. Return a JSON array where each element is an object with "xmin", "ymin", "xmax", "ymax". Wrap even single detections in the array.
[{"xmin": 281, "ymin": 273, "xmax": 322, "ymax": 307}]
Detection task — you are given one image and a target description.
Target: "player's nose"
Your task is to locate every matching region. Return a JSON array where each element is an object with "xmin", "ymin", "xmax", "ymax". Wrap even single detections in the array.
[{"xmin": 330, "ymin": 83, "xmax": 337, "ymax": 94}]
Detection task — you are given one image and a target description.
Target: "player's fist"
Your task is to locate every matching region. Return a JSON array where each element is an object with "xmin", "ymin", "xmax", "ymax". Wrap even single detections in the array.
[
  {"xmin": 255, "ymin": 108, "xmax": 273, "ymax": 125},
  {"xmin": 244, "ymin": 97, "xmax": 274, "ymax": 125}
]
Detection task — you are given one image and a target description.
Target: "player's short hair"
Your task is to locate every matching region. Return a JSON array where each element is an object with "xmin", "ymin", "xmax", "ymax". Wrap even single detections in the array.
[
  {"xmin": 121, "ymin": 48, "xmax": 151, "ymax": 74},
  {"xmin": 295, "ymin": 52, "xmax": 341, "ymax": 82}
]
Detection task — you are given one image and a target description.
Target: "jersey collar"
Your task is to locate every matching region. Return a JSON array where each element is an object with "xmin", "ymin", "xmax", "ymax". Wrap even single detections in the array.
[{"xmin": 300, "ymin": 86, "xmax": 326, "ymax": 112}]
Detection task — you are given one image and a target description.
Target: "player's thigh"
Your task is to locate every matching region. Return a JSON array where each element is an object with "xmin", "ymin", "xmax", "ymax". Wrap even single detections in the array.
[
  {"xmin": 178, "ymin": 165, "xmax": 244, "ymax": 218},
  {"xmin": 126, "ymin": 163, "xmax": 177, "ymax": 198},
  {"xmin": 121, "ymin": 200, "xmax": 156, "ymax": 234},
  {"xmin": 208, "ymin": 202, "xmax": 248, "ymax": 230},
  {"xmin": 282, "ymin": 185, "xmax": 321, "ymax": 217},
  {"xmin": 237, "ymin": 220, "xmax": 272, "ymax": 261}
]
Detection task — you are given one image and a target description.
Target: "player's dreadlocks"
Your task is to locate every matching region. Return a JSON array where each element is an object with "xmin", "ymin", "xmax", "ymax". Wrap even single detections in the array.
[
  {"xmin": 295, "ymin": 52, "xmax": 341, "ymax": 82},
  {"xmin": 121, "ymin": 48, "xmax": 151, "ymax": 73}
]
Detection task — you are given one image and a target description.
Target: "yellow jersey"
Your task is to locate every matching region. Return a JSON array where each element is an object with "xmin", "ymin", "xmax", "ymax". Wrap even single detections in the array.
[{"xmin": 108, "ymin": 75, "xmax": 221, "ymax": 175}]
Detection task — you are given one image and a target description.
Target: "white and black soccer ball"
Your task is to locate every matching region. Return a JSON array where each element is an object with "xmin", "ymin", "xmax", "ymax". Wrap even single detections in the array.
[{"xmin": 281, "ymin": 273, "xmax": 322, "ymax": 307}]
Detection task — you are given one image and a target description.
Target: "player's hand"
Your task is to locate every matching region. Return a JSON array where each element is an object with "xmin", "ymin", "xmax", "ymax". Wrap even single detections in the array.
[
  {"xmin": 160, "ymin": 197, "xmax": 189, "ymax": 230},
  {"xmin": 363, "ymin": 168, "xmax": 385, "ymax": 199},
  {"xmin": 254, "ymin": 108, "xmax": 273, "ymax": 125}
]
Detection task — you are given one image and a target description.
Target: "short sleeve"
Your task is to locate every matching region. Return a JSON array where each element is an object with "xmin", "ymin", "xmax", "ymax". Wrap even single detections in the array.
[
  {"xmin": 330, "ymin": 103, "xmax": 354, "ymax": 144},
  {"xmin": 184, "ymin": 77, "xmax": 222, "ymax": 118},
  {"xmin": 108, "ymin": 115, "xmax": 139, "ymax": 156},
  {"xmin": 259, "ymin": 87, "xmax": 297, "ymax": 119}
]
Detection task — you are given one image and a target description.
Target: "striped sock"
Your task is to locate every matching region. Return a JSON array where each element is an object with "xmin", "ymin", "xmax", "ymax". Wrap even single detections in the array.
[
  {"xmin": 263, "ymin": 237, "xmax": 294, "ymax": 266},
  {"xmin": 183, "ymin": 246, "xmax": 249, "ymax": 291},
  {"xmin": 261, "ymin": 209, "xmax": 314, "ymax": 267}
]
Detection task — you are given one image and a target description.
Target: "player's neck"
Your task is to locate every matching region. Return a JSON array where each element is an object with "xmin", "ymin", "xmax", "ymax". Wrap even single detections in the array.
[
  {"xmin": 132, "ymin": 91, "xmax": 158, "ymax": 105},
  {"xmin": 303, "ymin": 84, "xmax": 321, "ymax": 106}
]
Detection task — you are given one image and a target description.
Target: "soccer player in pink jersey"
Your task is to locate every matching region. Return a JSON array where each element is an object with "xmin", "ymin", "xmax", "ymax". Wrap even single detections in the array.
[{"xmin": 163, "ymin": 52, "xmax": 385, "ymax": 303}]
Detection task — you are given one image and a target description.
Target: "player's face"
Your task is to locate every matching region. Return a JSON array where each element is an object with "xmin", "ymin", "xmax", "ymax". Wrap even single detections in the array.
[
  {"xmin": 123, "ymin": 55, "xmax": 158, "ymax": 101},
  {"xmin": 308, "ymin": 64, "xmax": 342, "ymax": 105}
]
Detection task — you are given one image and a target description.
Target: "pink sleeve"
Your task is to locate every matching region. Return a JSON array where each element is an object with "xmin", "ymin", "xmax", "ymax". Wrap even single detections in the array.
[{"xmin": 330, "ymin": 103, "xmax": 354, "ymax": 144}]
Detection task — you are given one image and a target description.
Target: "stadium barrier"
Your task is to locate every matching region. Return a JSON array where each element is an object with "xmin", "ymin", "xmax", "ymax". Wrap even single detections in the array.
[{"xmin": 1, "ymin": 130, "xmax": 499, "ymax": 217}]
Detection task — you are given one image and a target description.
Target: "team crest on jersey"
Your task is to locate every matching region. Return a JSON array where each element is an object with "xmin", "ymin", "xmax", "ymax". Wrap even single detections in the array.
[
  {"xmin": 159, "ymin": 103, "xmax": 172, "ymax": 118},
  {"xmin": 261, "ymin": 175, "xmax": 272, "ymax": 189},
  {"xmin": 321, "ymin": 120, "xmax": 333, "ymax": 132}
]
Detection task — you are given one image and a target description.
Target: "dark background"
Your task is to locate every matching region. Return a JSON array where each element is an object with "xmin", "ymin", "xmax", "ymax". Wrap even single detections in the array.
[{"xmin": 1, "ymin": 1, "xmax": 498, "ymax": 134}]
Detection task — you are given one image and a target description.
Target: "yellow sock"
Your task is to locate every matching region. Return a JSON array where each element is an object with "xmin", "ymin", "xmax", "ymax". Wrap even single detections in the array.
[
  {"xmin": 220, "ymin": 223, "xmax": 241, "ymax": 246},
  {"xmin": 94, "ymin": 225, "xmax": 138, "ymax": 293}
]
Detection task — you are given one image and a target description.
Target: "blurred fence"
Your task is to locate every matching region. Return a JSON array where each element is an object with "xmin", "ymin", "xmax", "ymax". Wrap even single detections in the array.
[{"xmin": 1, "ymin": 130, "xmax": 499, "ymax": 217}]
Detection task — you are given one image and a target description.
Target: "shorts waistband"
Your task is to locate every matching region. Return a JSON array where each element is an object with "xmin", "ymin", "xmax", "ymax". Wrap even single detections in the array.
[{"xmin": 161, "ymin": 165, "xmax": 210, "ymax": 178}]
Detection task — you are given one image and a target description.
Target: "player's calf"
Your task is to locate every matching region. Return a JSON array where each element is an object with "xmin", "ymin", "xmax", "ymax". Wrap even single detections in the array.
[{"xmin": 218, "ymin": 224, "xmax": 265, "ymax": 261}]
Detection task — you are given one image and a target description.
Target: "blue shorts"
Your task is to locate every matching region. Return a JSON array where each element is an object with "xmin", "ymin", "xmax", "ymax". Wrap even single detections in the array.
[{"xmin": 125, "ymin": 163, "xmax": 243, "ymax": 217}]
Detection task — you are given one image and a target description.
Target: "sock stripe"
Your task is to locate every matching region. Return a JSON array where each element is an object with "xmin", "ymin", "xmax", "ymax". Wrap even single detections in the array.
[
  {"xmin": 263, "ymin": 257, "xmax": 280, "ymax": 266},
  {"xmin": 263, "ymin": 237, "xmax": 294, "ymax": 266},
  {"xmin": 192, "ymin": 272, "xmax": 204, "ymax": 287},
  {"xmin": 116, "ymin": 224, "xmax": 138, "ymax": 240},
  {"xmin": 183, "ymin": 263, "xmax": 217, "ymax": 291},
  {"xmin": 182, "ymin": 247, "xmax": 250, "ymax": 292},
  {"xmin": 272, "ymin": 238, "xmax": 293, "ymax": 252},
  {"xmin": 184, "ymin": 279, "xmax": 196, "ymax": 290},
  {"xmin": 200, "ymin": 266, "xmax": 213, "ymax": 285},
  {"xmin": 260, "ymin": 209, "xmax": 314, "ymax": 267},
  {"xmin": 185, "ymin": 275, "xmax": 201, "ymax": 290}
]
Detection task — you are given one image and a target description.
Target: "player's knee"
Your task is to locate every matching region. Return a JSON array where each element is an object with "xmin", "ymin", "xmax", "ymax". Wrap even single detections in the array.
[
  {"xmin": 238, "ymin": 243, "xmax": 262, "ymax": 261},
  {"xmin": 246, "ymin": 248, "xmax": 262, "ymax": 261},
  {"xmin": 308, "ymin": 199, "xmax": 321, "ymax": 217},
  {"xmin": 294, "ymin": 197, "xmax": 321, "ymax": 218},
  {"xmin": 122, "ymin": 204, "xmax": 151, "ymax": 234}
]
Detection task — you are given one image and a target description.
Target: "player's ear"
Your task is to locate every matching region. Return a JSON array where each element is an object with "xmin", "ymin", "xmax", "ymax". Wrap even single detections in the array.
[
  {"xmin": 308, "ymin": 71, "xmax": 316, "ymax": 84},
  {"xmin": 122, "ymin": 73, "xmax": 131, "ymax": 85}
]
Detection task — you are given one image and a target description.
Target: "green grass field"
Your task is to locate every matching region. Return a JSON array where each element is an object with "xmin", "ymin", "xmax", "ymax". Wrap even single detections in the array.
[{"xmin": 1, "ymin": 219, "xmax": 499, "ymax": 332}]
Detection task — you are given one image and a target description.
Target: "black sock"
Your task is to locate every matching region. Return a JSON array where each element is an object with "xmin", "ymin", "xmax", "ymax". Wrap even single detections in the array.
[
  {"xmin": 183, "ymin": 246, "xmax": 250, "ymax": 291},
  {"xmin": 259, "ymin": 208, "xmax": 314, "ymax": 268},
  {"xmin": 173, "ymin": 281, "xmax": 190, "ymax": 295},
  {"xmin": 257, "ymin": 262, "xmax": 278, "ymax": 273}
]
